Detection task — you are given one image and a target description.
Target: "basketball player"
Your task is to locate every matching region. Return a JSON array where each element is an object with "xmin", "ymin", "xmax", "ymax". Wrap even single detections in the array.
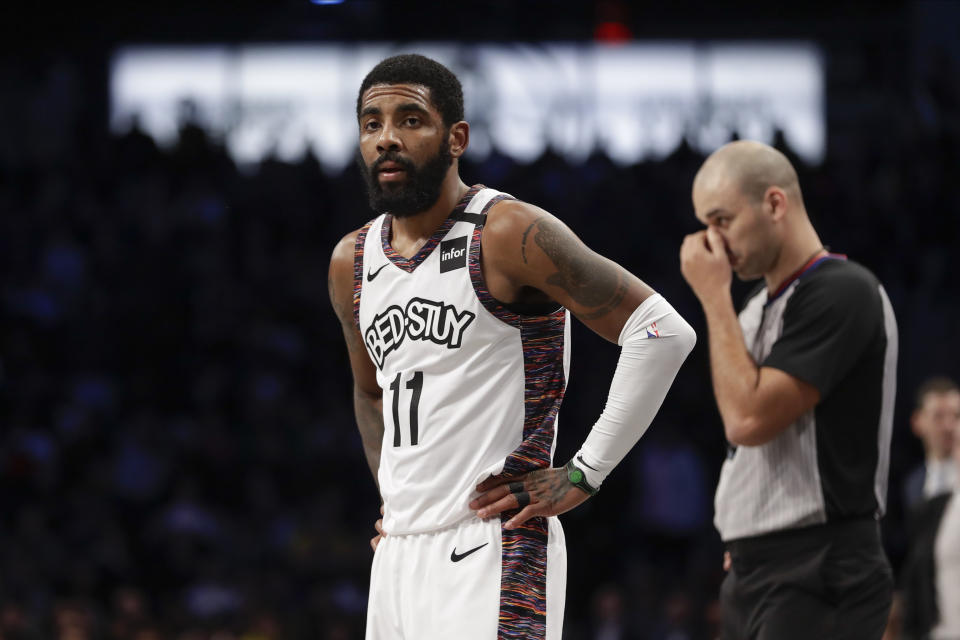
[
  {"xmin": 680, "ymin": 140, "xmax": 898, "ymax": 639},
  {"xmin": 328, "ymin": 54, "xmax": 696, "ymax": 639}
]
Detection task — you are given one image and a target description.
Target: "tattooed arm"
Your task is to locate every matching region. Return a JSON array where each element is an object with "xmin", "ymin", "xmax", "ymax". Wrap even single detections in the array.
[
  {"xmin": 471, "ymin": 201, "xmax": 695, "ymax": 528},
  {"xmin": 480, "ymin": 201, "xmax": 655, "ymax": 340},
  {"xmin": 329, "ymin": 231, "xmax": 384, "ymax": 489}
]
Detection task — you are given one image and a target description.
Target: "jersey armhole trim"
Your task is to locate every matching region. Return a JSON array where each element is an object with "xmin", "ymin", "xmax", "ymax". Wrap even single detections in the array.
[
  {"xmin": 352, "ymin": 219, "xmax": 374, "ymax": 329},
  {"xmin": 468, "ymin": 196, "xmax": 566, "ymax": 329}
]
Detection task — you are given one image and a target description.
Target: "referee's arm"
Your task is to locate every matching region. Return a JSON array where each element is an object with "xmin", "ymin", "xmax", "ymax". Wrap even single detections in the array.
[
  {"xmin": 696, "ymin": 293, "xmax": 819, "ymax": 446},
  {"xmin": 682, "ymin": 228, "xmax": 820, "ymax": 447}
]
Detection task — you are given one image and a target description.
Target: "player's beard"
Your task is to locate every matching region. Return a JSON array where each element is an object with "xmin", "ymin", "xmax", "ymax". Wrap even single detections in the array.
[{"xmin": 359, "ymin": 139, "xmax": 453, "ymax": 218}]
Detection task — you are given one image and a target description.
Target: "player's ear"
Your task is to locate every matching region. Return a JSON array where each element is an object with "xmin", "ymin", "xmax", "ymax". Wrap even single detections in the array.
[{"xmin": 448, "ymin": 121, "xmax": 469, "ymax": 159}]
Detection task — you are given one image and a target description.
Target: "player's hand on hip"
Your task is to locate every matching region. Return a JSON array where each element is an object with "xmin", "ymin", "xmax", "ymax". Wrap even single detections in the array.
[
  {"xmin": 370, "ymin": 504, "xmax": 385, "ymax": 552},
  {"xmin": 680, "ymin": 228, "xmax": 732, "ymax": 302},
  {"xmin": 470, "ymin": 467, "xmax": 591, "ymax": 529}
]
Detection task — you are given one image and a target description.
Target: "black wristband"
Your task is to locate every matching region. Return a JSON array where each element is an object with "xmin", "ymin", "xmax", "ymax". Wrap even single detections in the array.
[{"xmin": 565, "ymin": 459, "xmax": 599, "ymax": 496}]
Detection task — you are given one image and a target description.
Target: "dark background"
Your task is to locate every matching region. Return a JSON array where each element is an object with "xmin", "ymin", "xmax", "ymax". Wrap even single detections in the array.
[{"xmin": 0, "ymin": 1, "xmax": 958, "ymax": 638}]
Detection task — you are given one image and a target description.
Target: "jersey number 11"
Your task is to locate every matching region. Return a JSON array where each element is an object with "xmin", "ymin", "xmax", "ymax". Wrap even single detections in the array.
[{"xmin": 389, "ymin": 371, "xmax": 423, "ymax": 446}]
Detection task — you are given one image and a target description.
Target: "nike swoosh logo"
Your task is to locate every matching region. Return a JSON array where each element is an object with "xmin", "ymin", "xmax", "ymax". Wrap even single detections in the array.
[
  {"xmin": 366, "ymin": 263, "xmax": 389, "ymax": 282},
  {"xmin": 576, "ymin": 454, "xmax": 599, "ymax": 472},
  {"xmin": 450, "ymin": 542, "xmax": 488, "ymax": 562}
]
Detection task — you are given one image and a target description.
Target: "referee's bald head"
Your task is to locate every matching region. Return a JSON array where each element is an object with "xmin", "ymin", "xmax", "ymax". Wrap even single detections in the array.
[{"xmin": 693, "ymin": 140, "xmax": 806, "ymax": 212}]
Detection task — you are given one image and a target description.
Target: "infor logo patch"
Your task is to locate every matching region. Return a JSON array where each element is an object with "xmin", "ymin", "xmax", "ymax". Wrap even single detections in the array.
[{"xmin": 439, "ymin": 236, "xmax": 468, "ymax": 273}]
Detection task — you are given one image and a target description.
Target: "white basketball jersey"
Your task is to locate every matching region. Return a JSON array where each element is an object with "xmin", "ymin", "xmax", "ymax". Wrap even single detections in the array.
[{"xmin": 354, "ymin": 186, "xmax": 571, "ymax": 535}]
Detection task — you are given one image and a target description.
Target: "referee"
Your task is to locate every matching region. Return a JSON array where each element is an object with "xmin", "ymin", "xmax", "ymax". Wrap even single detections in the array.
[{"xmin": 679, "ymin": 141, "xmax": 898, "ymax": 640}]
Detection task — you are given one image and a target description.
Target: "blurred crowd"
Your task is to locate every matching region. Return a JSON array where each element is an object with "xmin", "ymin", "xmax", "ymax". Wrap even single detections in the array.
[{"xmin": 1, "ymin": 36, "xmax": 959, "ymax": 640}]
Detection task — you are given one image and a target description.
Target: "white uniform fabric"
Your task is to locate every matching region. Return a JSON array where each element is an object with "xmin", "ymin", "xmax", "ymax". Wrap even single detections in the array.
[
  {"xmin": 933, "ymin": 492, "xmax": 960, "ymax": 639},
  {"xmin": 924, "ymin": 459, "xmax": 958, "ymax": 500},
  {"xmin": 366, "ymin": 516, "xmax": 567, "ymax": 640},
  {"xmin": 355, "ymin": 185, "xmax": 570, "ymax": 639}
]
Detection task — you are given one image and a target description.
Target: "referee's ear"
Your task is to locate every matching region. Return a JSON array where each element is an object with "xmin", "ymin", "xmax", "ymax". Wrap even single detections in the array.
[{"xmin": 763, "ymin": 186, "xmax": 789, "ymax": 222}]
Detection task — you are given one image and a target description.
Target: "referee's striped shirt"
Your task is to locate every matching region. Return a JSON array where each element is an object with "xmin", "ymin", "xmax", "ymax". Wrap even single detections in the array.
[{"xmin": 714, "ymin": 254, "xmax": 898, "ymax": 542}]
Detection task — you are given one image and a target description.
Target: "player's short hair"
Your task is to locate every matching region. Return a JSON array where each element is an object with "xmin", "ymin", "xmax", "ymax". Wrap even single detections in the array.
[
  {"xmin": 356, "ymin": 54, "xmax": 464, "ymax": 128},
  {"xmin": 915, "ymin": 376, "xmax": 960, "ymax": 409}
]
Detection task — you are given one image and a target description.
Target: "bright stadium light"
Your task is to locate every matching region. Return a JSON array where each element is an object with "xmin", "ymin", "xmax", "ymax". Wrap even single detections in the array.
[{"xmin": 110, "ymin": 42, "xmax": 825, "ymax": 169}]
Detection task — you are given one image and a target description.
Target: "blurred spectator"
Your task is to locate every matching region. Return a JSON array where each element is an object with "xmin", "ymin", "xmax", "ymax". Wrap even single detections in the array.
[
  {"xmin": 109, "ymin": 586, "xmax": 150, "ymax": 640},
  {"xmin": 0, "ymin": 600, "xmax": 42, "ymax": 640},
  {"xmin": 589, "ymin": 584, "xmax": 633, "ymax": 640},
  {"xmin": 900, "ymin": 399, "xmax": 960, "ymax": 639},
  {"xmin": 903, "ymin": 378, "xmax": 960, "ymax": 512}
]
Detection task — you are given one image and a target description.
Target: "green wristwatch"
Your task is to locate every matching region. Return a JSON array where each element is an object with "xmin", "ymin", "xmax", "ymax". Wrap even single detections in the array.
[{"xmin": 565, "ymin": 459, "xmax": 599, "ymax": 496}]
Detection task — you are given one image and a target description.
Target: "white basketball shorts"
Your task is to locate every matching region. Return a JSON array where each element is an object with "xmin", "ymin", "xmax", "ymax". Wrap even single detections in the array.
[{"xmin": 365, "ymin": 515, "xmax": 566, "ymax": 639}]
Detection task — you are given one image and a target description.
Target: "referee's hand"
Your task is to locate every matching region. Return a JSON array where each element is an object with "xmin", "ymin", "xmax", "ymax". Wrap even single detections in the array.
[
  {"xmin": 470, "ymin": 467, "xmax": 591, "ymax": 529},
  {"xmin": 680, "ymin": 227, "xmax": 733, "ymax": 304}
]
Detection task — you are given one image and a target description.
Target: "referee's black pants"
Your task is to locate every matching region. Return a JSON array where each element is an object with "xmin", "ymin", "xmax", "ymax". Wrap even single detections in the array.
[{"xmin": 720, "ymin": 518, "xmax": 893, "ymax": 640}]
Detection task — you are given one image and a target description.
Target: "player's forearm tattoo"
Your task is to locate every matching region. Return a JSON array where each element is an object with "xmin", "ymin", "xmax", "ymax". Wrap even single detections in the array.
[
  {"xmin": 526, "ymin": 467, "xmax": 574, "ymax": 509},
  {"xmin": 532, "ymin": 218, "xmax": 628, "ymax": 319}
]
